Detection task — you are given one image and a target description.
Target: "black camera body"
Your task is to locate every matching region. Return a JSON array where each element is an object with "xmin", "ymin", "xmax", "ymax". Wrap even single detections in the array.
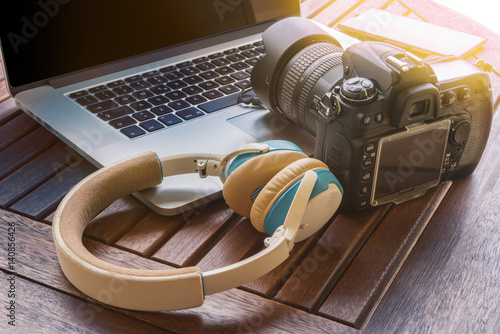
[{"xmin": 252, "ymin": 17, "xmax": 493, "ymax": 211}]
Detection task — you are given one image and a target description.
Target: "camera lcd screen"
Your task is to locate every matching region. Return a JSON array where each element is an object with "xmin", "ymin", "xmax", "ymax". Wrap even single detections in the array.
[{"xmin": 371, "ymin": 120, "xmax": 450, "ymax": 206}]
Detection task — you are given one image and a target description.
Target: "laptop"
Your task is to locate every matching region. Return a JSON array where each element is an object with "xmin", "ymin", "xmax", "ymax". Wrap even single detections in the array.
[{"xmin": 0, "ymin": 1, "xmax": 353, "ymax": 215}]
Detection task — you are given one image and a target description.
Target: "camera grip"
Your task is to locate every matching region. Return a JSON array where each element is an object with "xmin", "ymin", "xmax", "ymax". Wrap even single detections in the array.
[{"xmin": 456, "ymin": 99, "xmax": 493, "ymax": 178}]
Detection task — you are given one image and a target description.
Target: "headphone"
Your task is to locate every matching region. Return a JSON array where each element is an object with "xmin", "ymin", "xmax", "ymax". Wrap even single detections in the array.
[{"xmin": 52, "ymin": 140, "xmax": 343, "ymax": 311}]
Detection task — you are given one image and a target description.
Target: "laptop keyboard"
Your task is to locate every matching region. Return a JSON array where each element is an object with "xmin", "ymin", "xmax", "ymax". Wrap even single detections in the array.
[{"xmin": 66, "ymin": 41, "xmax": 265, "ymax": 138}]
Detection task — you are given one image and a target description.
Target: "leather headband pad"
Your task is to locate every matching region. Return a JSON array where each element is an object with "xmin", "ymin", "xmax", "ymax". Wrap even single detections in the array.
[{"xmin": 53, "ymin": 151, "xmax": 204, "ymax": 311}]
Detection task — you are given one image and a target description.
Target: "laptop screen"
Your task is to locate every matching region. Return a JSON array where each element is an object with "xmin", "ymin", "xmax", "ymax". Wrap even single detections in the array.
[{"xmin": 0, "ymin": 0, "xmax": 299, "ymax": 88}]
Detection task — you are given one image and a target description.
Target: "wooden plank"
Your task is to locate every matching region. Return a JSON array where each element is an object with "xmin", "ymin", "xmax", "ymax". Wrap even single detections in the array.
[
  {"xmin": 0, "ymin": 126, "xmax": 58, "ymax": 180},
  {"xmin": 0, "ymin": 112, "xmax": 39, "ymax": 151},
  {"xmin": 84, "ymin": 196, "xmax": 150, "ymax": 245},
  {"xmin": 0, "ymin": 274, "xmax": 172, "ymax": 334},
  {"xmin": 0, "ymin": 142, "xmax": 67, "ymax": 207},
  {"xmin": 115, "ymin": 211, "xmax": 186, "ymax": 257},
  {"xmin": 274, "ymin": 205, "xmax": 390, "ymax": 312},
  {"xmin": 151, "ymin": 198, "xmax": 237, "ymax": 266},
  {"xmin": 0, "ymin": 98, "xmax": 20, "ymax": 125},
  {"xmin": 0, "ymin": 208, "xmax": 358, "ymax": 334},
  {"xmin": 317, "ymin": 182, "xmax": 452, "ymax": 329},
  {"xmin": 9, "ymin": 159, "xmax": 96, "ymax": 219},
  {"xmin": 241, "ymin": 228, "xmax": 322, "ymax": 298},
  {"xmin": 196, "ymin": 216, "xmax": 263, "ymax": 271}
]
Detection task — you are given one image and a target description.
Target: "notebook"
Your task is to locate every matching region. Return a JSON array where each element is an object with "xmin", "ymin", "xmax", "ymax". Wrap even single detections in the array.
[{"xmin": 0, "ymin": 0, "xmax": 353, "ymax": 215}]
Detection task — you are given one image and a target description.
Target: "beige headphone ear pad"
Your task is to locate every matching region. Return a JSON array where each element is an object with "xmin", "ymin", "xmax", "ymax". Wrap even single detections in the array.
[
  {"xmin": 222, "ymin": 150, "xmax": 308, "ymax": 218},
  {"xmin": 250, "ymin": 158, "xmax": 329, "ymax": 233}
]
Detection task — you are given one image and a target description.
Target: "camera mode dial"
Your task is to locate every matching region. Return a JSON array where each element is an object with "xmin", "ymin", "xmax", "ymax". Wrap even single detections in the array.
[{"xmin": 340, "ymin": 78, "xmax": 377, "ymax": 105}]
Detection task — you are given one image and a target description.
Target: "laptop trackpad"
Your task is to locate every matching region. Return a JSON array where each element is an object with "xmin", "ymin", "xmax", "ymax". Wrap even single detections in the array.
[{"xmin": 227, "ymin": 109, "xmax": 316, "ymax": 155}]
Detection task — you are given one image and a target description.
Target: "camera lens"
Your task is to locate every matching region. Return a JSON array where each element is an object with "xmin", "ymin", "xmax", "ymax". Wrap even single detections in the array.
[{"xmin": 275, "ymin": 42, "xmax": 343, "ymax": 134}]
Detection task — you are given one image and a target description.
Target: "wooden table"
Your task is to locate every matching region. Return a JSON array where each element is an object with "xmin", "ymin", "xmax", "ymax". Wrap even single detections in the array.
[{"xmin": 1, "ymin": 1, "xmax": 499, "ymax": 333}]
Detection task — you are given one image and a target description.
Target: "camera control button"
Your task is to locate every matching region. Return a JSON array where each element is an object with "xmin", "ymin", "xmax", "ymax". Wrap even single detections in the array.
[
  {"xmin": 340, "ymin": 77, "xmax": 377, "ymax": 105},
  {"xmin": 361, "ymin": 171, "xmax": 371, "ymax": 182},
  {"xmin": 365, "ymin": 142, "xmax": 376, "ymax": 153},
  {"xmin": 360, "ymin": 185, "xmax": 369, "ymax": 196},
  {"xmin": 363, "ymin": 157, "xmax": 373, "ymax": 167},
  {"xmin": 442, "ymin": 91, "xmax": 457, "ymax": 106},
  {"xmin": 362, "ymin": 115, "xmax": 371, "ymax": 126}
]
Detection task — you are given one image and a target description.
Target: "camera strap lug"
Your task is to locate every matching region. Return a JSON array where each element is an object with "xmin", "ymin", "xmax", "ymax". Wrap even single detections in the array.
[{"xmin": 314, "ymin": 88, "xmax": 341, "ymax": 122}]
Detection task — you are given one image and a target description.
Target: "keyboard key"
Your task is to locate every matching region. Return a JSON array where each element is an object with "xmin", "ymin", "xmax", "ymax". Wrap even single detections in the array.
[
  {"xmin": 76, "ymin": 95, "xmax": 99, "ymax": 106},
  {"xmin": 211, "ymin": 58, "xmax": 231, "ymax": 67},
  {"xmin": 183, "ymin": 75, "xmax": 204, "ymax": 85},
  {"xmin": 121, "ymin": 125, "xmax": 146, "ymax": 138},
  {"xmin": 242, "ymin": 49, "xmax": 260, "ymax": 58},
  {"xmin": 149, "ymin": 84, "xmax": 170, "ymax": 95},
  {"xmin": 112, "ymin": 85, "xmax": 134, "ymax": 95},
  {"xmin": 168, "ymin": 100, "xmax": 191, "ymax": 110},
  {"xmin": 151, "ymin": 105, "xmax": 173, "ymax": 116},
  {"xmin": 245, "ymin": 58, "xmax": 259, "ymax": 66},
  {"xmin": 182, "ymin": 86, "xmax": 203, "ymax": 95},
  {"xmin": 158, "ymin": 114, "xmax": 183, "ymax": 126},
  {"xmin": 147, "ymin": 76, "xmax": 168, "ymax": 85},
  {"xmin": 180, "ymin": 67, "xmax": 200, "ymax": 76},
  {"xmin": 129, "ymin": 80, "xmax": 151, "ymax": 90},
  {"xmin": 159, "ymin": 65, "xmax": 176, "ymax": 73},
  {"xmin": 140, "ymin": 119, "xmax": 164, "ymax": 132},
  {"xmin": 109, "ymin": 116, "xmax": 136, "ymax": 129},
  {"xmin": 97, "ymin": 106, "xmax": 133, "ymax": 120},
  {"xmin": 186, "ymin": 94, "xmax": 208, "ymax": 105},
  {"xmin": 176, "ymin": 61, "xmax": 193, "ymax": 69},
  {"xmin": 231, "ymin": 71, "xmax": 251, "ymax": 80},
  {"xmin": 88, "ymin": 85, "xmax": 107, "ymax": 94},
  {"xmin": 202, "ymin": 89, "xmax": 224, "ymax": 100},
  {"xmin": 69, "ymin": 90, "xmax": 88, "ymax": 99},
  {"xmin": 195, "ymin": 62, "xmax": 216, "ymax": 71},
  {"xmin": 193, "ymin": 56, "xmax": 209, "ymax": 64},
  {"xmin": 215, "ymin": 76, "xmax": 235, "ymax": 86},
  {"xmin": 142, "ymin": 70, "xmax": 160, "ymax": 78},
  {"xmin": 164, "ymin": 71, "xmax": 184, "ymax": 80},
  {"xmin": 132, "ymin": 110, "xmax": 155, "ymax": 121},
  {"xmin": 227, "ymin": 54, "xmax": 246, "ymax": 62},
  {"xmin": 235, "ymin": 80, "xmax": 251, "ymax": 90},
  {"xmin": 215, "ymin": 66, "xmax": 235, "ymax": 75},
  {"xmin": 114, "ymin": 94, "xmax": 137, "ymax": 105},
  {"xmin": 199, "ymin": 93, "xmax": 239, "ymax": 113},
  {"xmin": 87, "ymin": 100, "xmax": 119, "ymax": 113},
  {"xmin": 107, "ymin": 80, "xmax": 126, "ymax": 88},
  {"xmin": 238, "ymin": 44, "xmax": 254, "ymax": 51},
  {"xmin": 130, "ymin": 101, "xmax": 153, "ymax": 111},
  {"xmin": 219, "ymin": 84, "xmax": 239, "ymax": 95},
  {"xmin": 167, "ymin": 80, "xmax": 188, "ymax": 90},
  {"xmin": 199, "ymin": 71, "xmax": 219, "ymax": 80},
  {"xmin": 125, "ymin": 75, "xmax": 143, "ymax": 83},
  {"xmin": 95, "ymin": 90, "xmax": 117, "ymax": 101},
  {"xmin": 176, "ymin": 107, "xmax": 204, "ymax": 120},
  {"xmin": 132, "ymin": 90, "xmax": 154, "ymax": 99},
  {"xmin": 199, "ymin": 81, "xmax": 219, "ymax": 90},
  {"xmin": 148, "ymin": 95, "xmax": 169, "ymax": 106},
  {"xmin": 208, "ymin": 52, "xmax": 224, "ymax": 59},
  {"xmin": 165, "ymin": 91, "xmax": 187, "ymax": 100},
  {"xmin": 224, "ymin": 48, "xmax": 239, "ymax": 55},
  {"xmin": 230, "ymin": 62, "xmax": 250, "ymax": 71}
]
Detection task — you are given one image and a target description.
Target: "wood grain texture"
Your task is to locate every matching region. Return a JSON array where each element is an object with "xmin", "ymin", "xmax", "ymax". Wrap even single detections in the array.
[
  {"xmin": 0, "ymin": 209, "xmax": 358, "ymax": 334},
  {"xmin": 151, "ymin": 198, "xmax": 237, "ymax": 267},
  {"xmin": 274, "ymin": 205, "xmax": 391, "ymax": 312},
  {"xmin": 317, "ymin": 182, "xmax": 452, "ymax": 328}
]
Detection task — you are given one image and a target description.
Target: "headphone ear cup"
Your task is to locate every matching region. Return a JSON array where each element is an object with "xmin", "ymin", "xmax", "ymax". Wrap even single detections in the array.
[
  {"xmin": 250, "ymin": 158, "xmax": 329, "ymax": 233},
  {"xmin": 222, "ymin": 150, "xmax": 307, "ymax": 218}
]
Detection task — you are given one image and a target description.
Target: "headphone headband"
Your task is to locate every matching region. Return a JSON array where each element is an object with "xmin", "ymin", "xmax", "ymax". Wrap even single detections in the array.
[{"xmin": 53, "ymin": 149, "xmax": 318, "ymax": 311}]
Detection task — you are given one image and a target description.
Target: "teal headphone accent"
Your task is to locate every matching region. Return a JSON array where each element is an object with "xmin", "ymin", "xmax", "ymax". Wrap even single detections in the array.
[
  {"xmin": 224, "ymin": 140, "xmax": 303, "ymax": 179},
  {"xmin": 264, "ymin": 170, "xmax": 343, "ymax": 236}
]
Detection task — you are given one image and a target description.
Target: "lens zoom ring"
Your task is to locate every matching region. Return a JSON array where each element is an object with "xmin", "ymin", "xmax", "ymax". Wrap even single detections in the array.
[
  {"xmin": 279, "ymin": 43, "xmax": 342, "ymax": 122},
  {"xmin": 296, "ymin": 53, "xmax": 342, "ymax": 127}
]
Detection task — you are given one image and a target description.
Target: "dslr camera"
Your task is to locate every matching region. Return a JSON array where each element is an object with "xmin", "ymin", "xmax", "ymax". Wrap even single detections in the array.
[{"xmin": 251, "ymin": 17, "xmax": 493, "ymax": 211}]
